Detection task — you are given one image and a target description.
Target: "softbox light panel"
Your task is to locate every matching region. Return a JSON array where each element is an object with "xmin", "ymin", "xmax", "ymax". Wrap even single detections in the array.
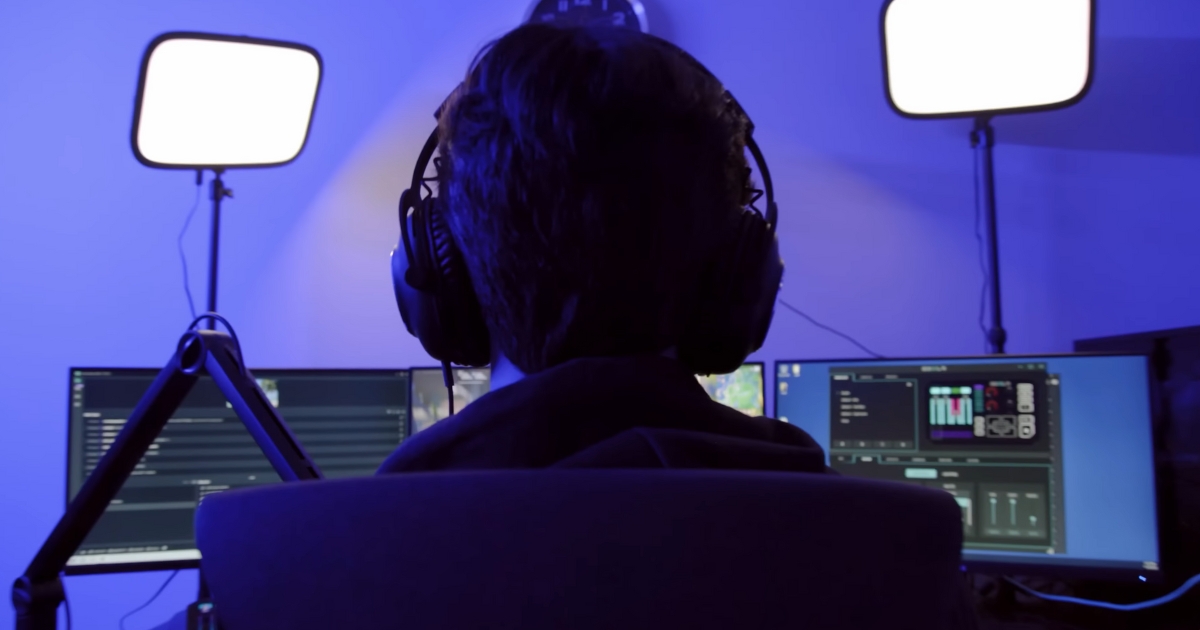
[
  {"xmin": 882, "ymin": 0, "xmax": 1094, "ymax": 118},
  {"xmin": 132, "ymin": 32, "xmax": 322, "ymax": 169}
]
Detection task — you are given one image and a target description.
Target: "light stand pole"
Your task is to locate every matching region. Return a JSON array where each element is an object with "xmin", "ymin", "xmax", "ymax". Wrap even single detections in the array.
[
  {"xmin": 971, "ymin": 117, "xmax": 1007, "ymax": 355},
  {"xmin": 13, "ymin": 30, "xmax": 327, "ymax": 629},
  {"xmin": 206, "ymin": 170, "xmax": 233, "ymax": 328}
]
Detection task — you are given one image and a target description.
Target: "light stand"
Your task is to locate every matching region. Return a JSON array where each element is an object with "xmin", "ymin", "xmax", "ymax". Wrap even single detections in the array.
[
  {"xmin": 12, "ymin": 320, "xmax": 324, "ymax": 630},
  {"xmin": 881, "ymin": 0, "xmax": 1094, "ymax": 355},
  {"xmin": 206, "ymin": 171, "xmax": 233, "ymax": 326},
  {"xmin": 13, "ymin": 31, "xmax": 324, "ymax": 630},
  {"xmin": 971, "ymin": 117, "xmax": 1006, "ymax": 354}
]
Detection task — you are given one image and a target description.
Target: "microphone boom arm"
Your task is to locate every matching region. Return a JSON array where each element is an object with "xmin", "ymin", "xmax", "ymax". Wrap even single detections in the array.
[{"xmin": 12, "ymin": 327, "xmax": 323, "ymax": 630}]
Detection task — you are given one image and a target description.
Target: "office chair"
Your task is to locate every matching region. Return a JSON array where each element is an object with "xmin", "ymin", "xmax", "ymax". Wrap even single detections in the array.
[{"xmin": 196, "ymin": 470, "xmax": 972, "ymax": 629}]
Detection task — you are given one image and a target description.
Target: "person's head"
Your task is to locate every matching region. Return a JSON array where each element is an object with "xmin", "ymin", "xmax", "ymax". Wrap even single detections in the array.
[{"xmin": 437, "ymin": 24, "xmax": 755, "ymax": 374}]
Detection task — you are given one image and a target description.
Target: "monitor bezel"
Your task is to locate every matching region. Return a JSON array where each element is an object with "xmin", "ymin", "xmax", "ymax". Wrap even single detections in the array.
[
  {"xmin": 63, "ymin": 367, "xmax": 409, "ymax": 575},
  {"xmin": 771, "ymin": 352, "xmax": 1163, "ymax": 582}
]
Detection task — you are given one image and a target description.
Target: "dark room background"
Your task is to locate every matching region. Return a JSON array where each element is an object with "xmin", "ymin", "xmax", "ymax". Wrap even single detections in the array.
[{"xmin": 2, "ymin": 0, "xmax": 1198, "ymax": 627}]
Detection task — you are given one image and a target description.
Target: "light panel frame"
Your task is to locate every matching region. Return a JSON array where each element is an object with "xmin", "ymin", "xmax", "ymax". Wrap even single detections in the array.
[
  {"xmin": 880, "ymin": 0, "xmax": 1097, "ymax": 119},
  {"xmin": 130, "ymin": 31, "xmax": 323, "ymax": 170}
]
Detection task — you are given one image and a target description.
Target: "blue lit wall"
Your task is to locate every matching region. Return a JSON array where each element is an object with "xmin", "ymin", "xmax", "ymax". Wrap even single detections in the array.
[{"xmin": 1, "ymin": 1, "xmax": 1198, "ymax": 627}]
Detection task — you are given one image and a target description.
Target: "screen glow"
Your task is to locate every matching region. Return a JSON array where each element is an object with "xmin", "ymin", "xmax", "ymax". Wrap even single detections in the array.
[
  {"xmin": 134, "ymin": 36, "xmax": 321, "ymax": 167},
  {"xmin": 883, "ymin": 0, "xmax": 1091, "ymax": 116}
]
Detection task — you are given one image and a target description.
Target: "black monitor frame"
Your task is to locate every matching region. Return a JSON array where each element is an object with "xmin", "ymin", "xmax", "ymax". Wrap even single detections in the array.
[
  {"xmin": 63, "ymin": 366, "xmax": 409, "ymax": 575},
  {"xmin": 772, "ymin": 352, "xmax": 1162, "ymax": 582}
]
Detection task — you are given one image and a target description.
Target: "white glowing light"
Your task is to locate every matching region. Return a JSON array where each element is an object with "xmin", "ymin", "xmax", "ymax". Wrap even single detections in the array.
[
  {"xmin": 134, "ymin": 35, "xmax": 321, "ymax": 167},
  {"xmin": 883, "ymin": 0, "xmax": 1092, "ymax": 117}
]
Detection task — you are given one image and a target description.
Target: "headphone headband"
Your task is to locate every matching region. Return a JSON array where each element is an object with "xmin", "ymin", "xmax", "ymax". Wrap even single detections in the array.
[
  {"xmin": 403, "ymin": 91, "xmax": 777, "ymax": 243},
  {"xmin": 398, "ymin": 129, "xmax": 442, "ymax": 272}
]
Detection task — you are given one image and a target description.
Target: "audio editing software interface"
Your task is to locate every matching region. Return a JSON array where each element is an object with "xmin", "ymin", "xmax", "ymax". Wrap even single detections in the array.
[
  {"xmin": 824, "ymin": 362, "xmax": 1066, "ymax": 554},
  {"xmin": 66, "ymin": 369, "xmax": 409, "ymax": 570},
  {"xmin": 775, "ymin": 355, "xmax": 1161, "ymax": 575}
]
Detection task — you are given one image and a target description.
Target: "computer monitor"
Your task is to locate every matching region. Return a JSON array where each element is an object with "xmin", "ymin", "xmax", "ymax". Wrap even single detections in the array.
[
  {"xmin": 66, "ymin": 368, "xmax": 410, "ymax": 574},
  {"xmin": 697, "ymin": 363, "xmax": 766, "ymax": 416},
  {"xmin": 409, "ymin": 367, "xmax": 491, "ymax": 433},
  {"xmin": 407, "ymin": 362, "xmax": 765, "ymax": 432},
  {"xmin": 774, "ymin": 354, "xmax": 1159, "ymax": 580}
]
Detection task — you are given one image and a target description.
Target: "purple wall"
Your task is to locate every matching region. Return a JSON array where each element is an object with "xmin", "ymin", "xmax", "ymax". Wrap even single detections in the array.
[{"xmin": 1, "ymin": 0, "xmax": 1197, "ymax": 627}]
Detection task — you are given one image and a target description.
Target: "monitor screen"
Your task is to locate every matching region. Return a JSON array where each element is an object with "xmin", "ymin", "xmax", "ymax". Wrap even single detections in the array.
[
  {"xmin": 774, "ymin": 354, "xmax": 1159, "ymax": 579},
  {"xmin": 410, "ymin": 367, "xmax": 491, "ymax": 433},
  {"xmin": 697, "ymin": 363, "xmax": 765, "ymax": 416},
  {"xmin": 66, "ymin": 368, "xmax": 410, "ymax": 573},
  {"xmin": 407, "ymin": 362, "xmax": 765, "ymax": 431}
]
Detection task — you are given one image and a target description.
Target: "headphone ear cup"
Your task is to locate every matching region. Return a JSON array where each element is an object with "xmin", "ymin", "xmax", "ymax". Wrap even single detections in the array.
[
  {"xmin": 678, "ymin": 210, "xmax": 783, "ymax": 375},
  {"xmin": 391, "ymin": 195, "xmax": 492, "ymax": 367},
  {"xmin": 392, "ymin": 195, "xmax": 436, "ymax": 340}
]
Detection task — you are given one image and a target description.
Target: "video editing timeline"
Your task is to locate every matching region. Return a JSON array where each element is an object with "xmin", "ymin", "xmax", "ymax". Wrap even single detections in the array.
[
  {"xmin": 827, "ymin": 362, "xmax": 1066, "ymax": 554},
  {"xmin": 696, "ymin": 363, "xmax": 765, "ymax": 417},
  {"xmin": 67, "ymin": 369, "xmax": 409, "ymax": 571},
  {"xmin": 410, "ymin": 367, "xmax": 492, "ymax": 433}
]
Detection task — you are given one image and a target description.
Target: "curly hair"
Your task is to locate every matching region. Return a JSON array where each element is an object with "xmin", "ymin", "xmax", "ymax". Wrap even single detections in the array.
[{"xmin": 437, "ymin": 24, "xmax": 750, "ymax": 374}]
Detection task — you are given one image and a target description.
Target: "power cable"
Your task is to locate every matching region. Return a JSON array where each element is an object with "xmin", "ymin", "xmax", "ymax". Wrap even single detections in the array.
[
  {"xmin": 777, "ymin": 298, "xmax": 883, "ymax": 358},
  {"xmin": 178, "ymin": 171, "xmax": 204, "ymax": 320},
  {"xmin": 1006, "ymin": 574, "xmax": 1200, "ymax": 612},
  {"xmin": 118, "ymin": 570, "xmax": 180, "ymax": 630},
  {"xmin": 972, "ymin": 143, "xmax": 990, "ymax": 353}
]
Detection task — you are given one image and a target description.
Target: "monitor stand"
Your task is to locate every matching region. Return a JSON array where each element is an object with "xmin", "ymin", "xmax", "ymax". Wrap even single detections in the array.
[{"xmin": 12, "ymin": 316, "xmax": 324, "ymax": 630}]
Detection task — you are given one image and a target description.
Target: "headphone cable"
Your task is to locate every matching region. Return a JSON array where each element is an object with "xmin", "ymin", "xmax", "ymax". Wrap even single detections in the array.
[
  {"xmin": 1005, "ymin": 573, "xmax": 1200, "ymax": 611},
  {"xmin": 777, "ymin": 298, "xmax": 883, "ymax": 358},
  {"xmin": 441, "ymin": 361, "xmax": 456, "ymax": 416}
]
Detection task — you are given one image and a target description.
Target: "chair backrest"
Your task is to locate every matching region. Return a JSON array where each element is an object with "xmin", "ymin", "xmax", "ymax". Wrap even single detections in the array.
[{"xmin": 196, "ymin": 471, "xmax": 970, "ymax": 630}]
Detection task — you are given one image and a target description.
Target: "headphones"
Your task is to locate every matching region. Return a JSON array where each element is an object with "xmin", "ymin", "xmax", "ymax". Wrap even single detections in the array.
[{"xmin": 391, "ymin": 44, "xmax": 784, "ymax": 376}]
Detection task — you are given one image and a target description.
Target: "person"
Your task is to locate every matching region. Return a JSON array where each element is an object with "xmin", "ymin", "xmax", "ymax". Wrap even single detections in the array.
[{"xmin": 378, "ymin": 23, "xmax": 827, "ymax": 473}]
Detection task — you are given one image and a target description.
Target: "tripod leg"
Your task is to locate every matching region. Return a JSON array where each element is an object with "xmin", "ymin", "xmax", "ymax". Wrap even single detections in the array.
[
  {"xmin": 15, "ymin": 338, "xmax": 203, "ymax": 630},
  {"xmin": 201, "ymin": 331, "xmax": 323, "ymax": 482}
]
